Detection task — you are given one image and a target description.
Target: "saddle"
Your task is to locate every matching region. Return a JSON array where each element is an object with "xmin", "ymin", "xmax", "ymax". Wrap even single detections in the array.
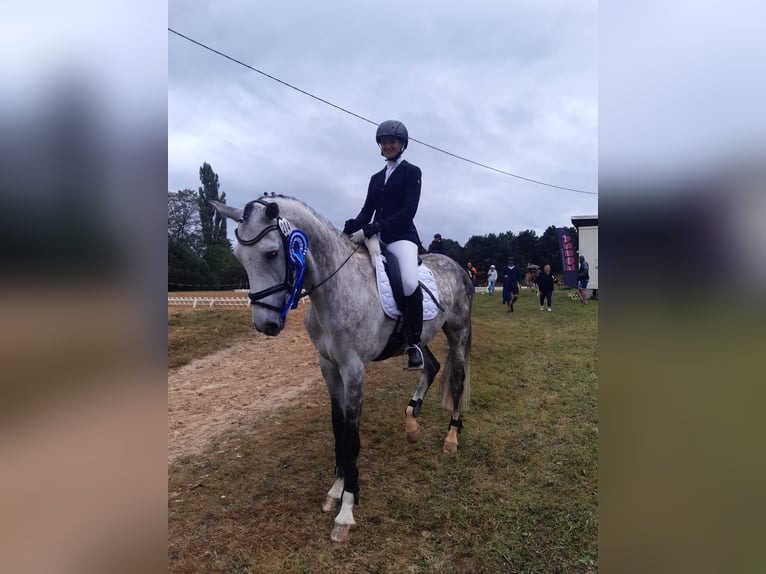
[{"xmin": 374, "ymin": 250, "xmax": 440, "ymax": 321}]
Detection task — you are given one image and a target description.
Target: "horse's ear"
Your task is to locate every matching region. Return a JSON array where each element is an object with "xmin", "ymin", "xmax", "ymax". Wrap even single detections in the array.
[
  {"xmin": 264, "ymin": 202, "xmax": 279, "ymax": 220},
  {"xmin": 208, "ymin": 200, "xmax": 243, "ymax": 222}
]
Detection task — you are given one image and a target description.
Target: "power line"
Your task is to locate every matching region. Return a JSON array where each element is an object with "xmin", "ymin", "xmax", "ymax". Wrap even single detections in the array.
[
  {"xmin": 169, "ymin": 28, "xmax": 597, "ymax": 196},
  {"xmin": 168, "ymin": 29, "xmax": 377, "ymax": 127}
]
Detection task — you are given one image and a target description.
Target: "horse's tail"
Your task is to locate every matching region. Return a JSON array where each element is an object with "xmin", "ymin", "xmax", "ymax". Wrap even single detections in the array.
[
  {"xmin": 461, "ymin": 320, "xmax": 472, "ymax": 411},
  {"xmin": 439, "ymin": 300, "xmax": 472, "ymax": 412}
]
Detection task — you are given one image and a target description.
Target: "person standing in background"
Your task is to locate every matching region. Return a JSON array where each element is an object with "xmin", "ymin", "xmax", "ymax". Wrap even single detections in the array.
[
  {"xmin": 577, "ymin": 255, "xmax": 590, "ymax": 304},
  {"xmin": 428, "ymin": 233, "xmax": 444, "ymax": 254},
  {"xmin": 466, "ymin": 261, "xmax": 477, "ymax": 294},
  {"xmin": 536, "ymin": 263, "xmax": 558, "ymax": 311},
  {"xmin": 502, "ymin": 257, "xmax": 520, "ymax": 312},
  {"xmin": 487, "ymin": 264, "xmax": 498, "ymax": 296}
]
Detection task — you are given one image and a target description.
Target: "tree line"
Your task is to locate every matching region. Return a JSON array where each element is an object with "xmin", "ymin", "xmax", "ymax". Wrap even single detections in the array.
[
  {"xmin": 168, "ymin": 163, "xmax": 578, "ymax": 291},
  {"xmin": 168, "ymin": 163, "xmax": 247, "ymax": 290}
]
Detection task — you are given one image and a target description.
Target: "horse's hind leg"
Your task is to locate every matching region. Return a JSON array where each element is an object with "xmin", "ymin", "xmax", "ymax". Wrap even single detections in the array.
[
  {"xmin": 404, "ymin": 345, "xmax": 440, "ymax": 443},
  {"xmin": 443, "ymin": 413, "xmax": 463, "ymax": 454},
  {"xmin": 442, "ymin": 360, "xmax": 465, "ymax": 454},
  {"xmin": 441, "ymin": 323, "xmax": 471, "ymax": 454}
]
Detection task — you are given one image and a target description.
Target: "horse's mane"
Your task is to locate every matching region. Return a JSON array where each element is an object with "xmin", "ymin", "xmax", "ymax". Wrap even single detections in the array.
[{"xmin": 260, "ymin": 193, "xmax": 348, "ymax": 239}]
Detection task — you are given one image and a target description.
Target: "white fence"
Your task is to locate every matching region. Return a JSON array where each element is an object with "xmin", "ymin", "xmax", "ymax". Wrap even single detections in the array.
[
  {"xmin": 168, "ymin": 296, "xmax": 250, "ymax": 308},
  {"xmin": 168, "ymin": 295, "xmax": 311, "ymax": 308}
]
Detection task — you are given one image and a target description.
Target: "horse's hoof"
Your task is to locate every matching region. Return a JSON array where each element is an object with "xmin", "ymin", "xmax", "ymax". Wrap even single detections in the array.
[
  {"xmin": 442, "ymin": 440, "xmax": 458, "ymax": 454},
  {"xmin": 406, "ymin": 429, "xmax": 421, "ymax": 443},
  {"xmin": 330, "ymin": 523, "xmax": 354, "ymax": 543},
  {"xmin": 322, "ymin": 496, "xmax": 340, "ymax": 513}
]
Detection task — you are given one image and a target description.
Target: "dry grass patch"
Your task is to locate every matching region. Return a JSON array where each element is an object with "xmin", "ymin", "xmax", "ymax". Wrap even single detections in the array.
[{"xmin": 168, "ymin": 296, "xmax": 254, "ymax": 369}]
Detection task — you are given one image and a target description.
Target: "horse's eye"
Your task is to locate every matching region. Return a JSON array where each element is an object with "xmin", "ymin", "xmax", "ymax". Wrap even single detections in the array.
[{"xmin": 265, "ymin": 250, "xmax": 279, "ymax": 260}]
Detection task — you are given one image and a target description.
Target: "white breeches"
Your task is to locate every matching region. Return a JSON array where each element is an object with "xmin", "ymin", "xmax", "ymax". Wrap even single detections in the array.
[{"xmin": 380, "ymin": 238, "xmax": 419, "ymax": 296}]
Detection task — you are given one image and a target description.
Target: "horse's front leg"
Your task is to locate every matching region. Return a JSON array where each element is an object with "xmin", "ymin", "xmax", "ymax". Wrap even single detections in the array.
[
  {"xmin": 321, "ymin": 395, "xmax": 345, "ymax": 513},
  {"xmin": 321, "ymin": 356, "xmax": 365, "ymax": 543},
  {"xmin": 320, "ymin": 357, "xmax": 345, "ymax": 513},
  {"xmin": 404, "ymin": 345, "xmax": 440, "ymax": 443}
]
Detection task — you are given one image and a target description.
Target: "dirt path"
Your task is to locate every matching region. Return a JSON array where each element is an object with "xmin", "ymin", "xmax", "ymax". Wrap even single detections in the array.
[{"xmin": 168, "ymin": 306, "xmax": 325, "ymax": 462}]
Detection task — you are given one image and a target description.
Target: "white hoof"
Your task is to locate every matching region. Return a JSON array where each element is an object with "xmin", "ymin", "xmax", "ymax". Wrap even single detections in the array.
[
  {"xmin": 322, "ymin": 496, "xmax": 340, "ymax": 513},
  {"xmin": 330, "ymin": 523, "xmax": 354, "ymax": 543}
]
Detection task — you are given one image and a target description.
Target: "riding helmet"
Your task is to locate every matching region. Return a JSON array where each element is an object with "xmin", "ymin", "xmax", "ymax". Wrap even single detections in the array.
[{"xmin": 375, "ymin": 120, "xmax": 408, "ymax": 150}]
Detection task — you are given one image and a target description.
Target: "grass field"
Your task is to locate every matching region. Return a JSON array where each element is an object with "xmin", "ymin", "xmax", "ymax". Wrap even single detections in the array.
[{"xmin": 168, "ymin": 288, "xmax": 598, "ymax": 573}]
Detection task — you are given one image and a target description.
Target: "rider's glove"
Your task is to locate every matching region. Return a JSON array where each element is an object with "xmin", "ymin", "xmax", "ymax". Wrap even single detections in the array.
[
  {"xmin": 362, "ymin": 221, "xmax": 381, "ymax": 238},
  {"xmin": 343, "ymin": 219, "xmax": 362, "ymax": 235}
]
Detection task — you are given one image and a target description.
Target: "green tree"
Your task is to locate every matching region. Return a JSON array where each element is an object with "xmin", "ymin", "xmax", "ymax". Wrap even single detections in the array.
[
  {"xmin": 167, "ymin": 163, "xmax": 248, "ymax": 290},
  {"xmin": 203, "ymin": 242, "xmax": 248, "ymax": 289},
  {"xmin": 514, "ymin": 229, "xmax": 539, "ymax": 268},
  {"xmin": 536, "ymin": 225, "xmax": 561, "ymax": 273},
  {"xmin": 439, "ymin": 238, "xmax": 465, "ymax": 265},
  {"xmin": 192, "ymin": 163, "xmax": 248, "ymax": 288},
  {"xmin": 168, "ymin": 188, "xmax": 203, "ymax": 254},
  {"xmin": 497, "ymin": 230, "xmax": 516, "ymax": 264},
  {"xmin": 197, "ymin": 162, "xmax": 228, "ymax": 248},
  {"xmin": 463, "ymin": 235, "xmax": 487, "ymax": 269},
  {"xmin": 168, "ymin": 237, "xmax": 212, "ymax": 290}
]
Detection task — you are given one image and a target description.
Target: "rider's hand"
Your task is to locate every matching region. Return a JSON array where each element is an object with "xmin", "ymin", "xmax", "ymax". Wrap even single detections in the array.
[
  {"xmin": 343, "ymin": 219, "xmax": 361, "ymax": 235},
  {"xmin": 362, "ymin": 221, "xmax": 381, "ymax": 238}
]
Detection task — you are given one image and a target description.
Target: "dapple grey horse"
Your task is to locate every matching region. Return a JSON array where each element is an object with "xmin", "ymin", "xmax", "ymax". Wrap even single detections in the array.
[{"xmin": 211, "ymin": 195, "xmax": 472, "ymax": 543}]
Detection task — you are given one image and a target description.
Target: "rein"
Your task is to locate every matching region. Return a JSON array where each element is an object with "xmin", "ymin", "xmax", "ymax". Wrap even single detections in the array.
[
  {"xmin": 235, "ymin": 198, "xmax": 361, "ymax": 317},
  {"xmin": 300, "ymin": 242, "xmax": 361, "ymax": 300}
]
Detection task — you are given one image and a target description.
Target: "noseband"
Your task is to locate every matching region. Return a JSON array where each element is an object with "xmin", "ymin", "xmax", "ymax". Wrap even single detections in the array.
[{"xmin": 235, "ymin": 199, "xmax": 308, "ymax": 319}]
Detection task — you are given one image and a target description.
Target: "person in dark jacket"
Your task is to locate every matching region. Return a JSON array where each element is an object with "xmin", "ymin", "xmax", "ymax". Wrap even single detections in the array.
[
  {"xmin": 502, "ymin": 257, "xmax": 520, "ymax": 312},
  {"xmin": 577, "ymin": 255, "xmax": 590, "ymax": 304},
  {"xmin": 343, "ymin": 120, "xmax": 424, "ymax": 368},
  {"xmin": 466, "ymin": 262, "xmax": 477, "ymax": 294},
  {"xmin": 536, "ymin": 264, "xmax": 558, "ymax": 312},
  {"xmin": 428, "ymin": 233, "xmax": 444, "ymax": 254}
]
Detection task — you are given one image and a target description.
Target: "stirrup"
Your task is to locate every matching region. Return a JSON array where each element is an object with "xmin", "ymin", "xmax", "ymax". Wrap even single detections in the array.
[{"xmin": 402, "ymin": 345, "xmax": 424, "ymax": 371}]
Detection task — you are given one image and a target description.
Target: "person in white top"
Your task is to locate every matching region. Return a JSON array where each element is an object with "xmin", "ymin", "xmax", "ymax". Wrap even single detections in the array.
[{"xmin": 487, "ymin": 264, "xmax": 498, "ymax": 296}]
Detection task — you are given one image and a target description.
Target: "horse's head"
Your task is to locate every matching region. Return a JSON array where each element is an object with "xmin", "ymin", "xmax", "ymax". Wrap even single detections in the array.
[{"xmin": 210, "ymin": 198, "xmax": 303, "ymax": 336}]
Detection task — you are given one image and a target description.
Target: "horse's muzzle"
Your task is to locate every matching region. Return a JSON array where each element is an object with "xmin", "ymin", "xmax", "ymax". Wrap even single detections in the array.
[{"xmin": 256, "ymin": 319, "xmax": 284, "ymax": 337}]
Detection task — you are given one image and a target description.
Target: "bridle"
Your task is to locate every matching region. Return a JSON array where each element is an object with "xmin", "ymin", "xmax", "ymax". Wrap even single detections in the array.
[{"xmin": 235, "ymin": 199, "xmax": 308, "ymax": 318}]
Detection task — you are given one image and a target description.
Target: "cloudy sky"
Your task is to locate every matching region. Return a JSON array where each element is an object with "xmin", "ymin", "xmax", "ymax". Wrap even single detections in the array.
[{"xmin": 168, "ymin": 0, "xmax": 598, "ymax": 246}]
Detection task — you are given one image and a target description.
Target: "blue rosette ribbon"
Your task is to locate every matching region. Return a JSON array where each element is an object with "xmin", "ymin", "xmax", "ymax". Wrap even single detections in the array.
[{"xmin": 281, "ymin": 229, "xmax": 309, "ymax": 318}]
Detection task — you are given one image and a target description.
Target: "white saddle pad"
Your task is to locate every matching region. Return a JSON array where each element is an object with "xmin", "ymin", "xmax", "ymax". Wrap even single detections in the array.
[{"xmin": 375, "ymin": 254, "xmax": 440, "ymax": 320}]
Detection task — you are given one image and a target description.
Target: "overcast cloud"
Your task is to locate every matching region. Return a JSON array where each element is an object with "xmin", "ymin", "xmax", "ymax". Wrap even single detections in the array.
[{"xmin": 168, "ymin": 0, "xmax": 598, "ymax": 245}]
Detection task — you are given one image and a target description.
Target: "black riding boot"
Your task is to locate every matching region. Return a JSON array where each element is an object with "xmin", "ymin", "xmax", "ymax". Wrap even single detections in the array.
[{"xmin": 404, "ymin": 286, "xmax": 424, "ymax": 369}]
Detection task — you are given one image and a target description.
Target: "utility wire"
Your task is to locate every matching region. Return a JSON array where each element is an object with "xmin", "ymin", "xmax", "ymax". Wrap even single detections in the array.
[{"xmin": 169, "ymin": 27, "xmax": 597, "ymax": 196}]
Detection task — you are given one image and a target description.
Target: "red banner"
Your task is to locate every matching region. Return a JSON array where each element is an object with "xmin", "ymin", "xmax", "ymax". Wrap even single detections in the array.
[{"xmin": 556, "ymin": 228, "xmax": 578, "ymax": 288}]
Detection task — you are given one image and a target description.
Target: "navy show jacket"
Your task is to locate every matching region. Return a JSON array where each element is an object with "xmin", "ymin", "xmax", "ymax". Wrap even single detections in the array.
[{"xmin": 352, "ymin": 160, "xmax": 421, "ymax": 244}]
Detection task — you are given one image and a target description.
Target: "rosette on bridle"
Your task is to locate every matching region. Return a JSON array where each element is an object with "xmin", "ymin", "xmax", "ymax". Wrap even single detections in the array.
[{"xmin": 282, "ymin": 229, "xmax": 308, "ymax": 318}]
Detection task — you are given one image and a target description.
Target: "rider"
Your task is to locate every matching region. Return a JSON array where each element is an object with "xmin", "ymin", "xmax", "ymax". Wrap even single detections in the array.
[{"xmin": 343, "ymin": 120, "xmax": 424, "ymax": 368}]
